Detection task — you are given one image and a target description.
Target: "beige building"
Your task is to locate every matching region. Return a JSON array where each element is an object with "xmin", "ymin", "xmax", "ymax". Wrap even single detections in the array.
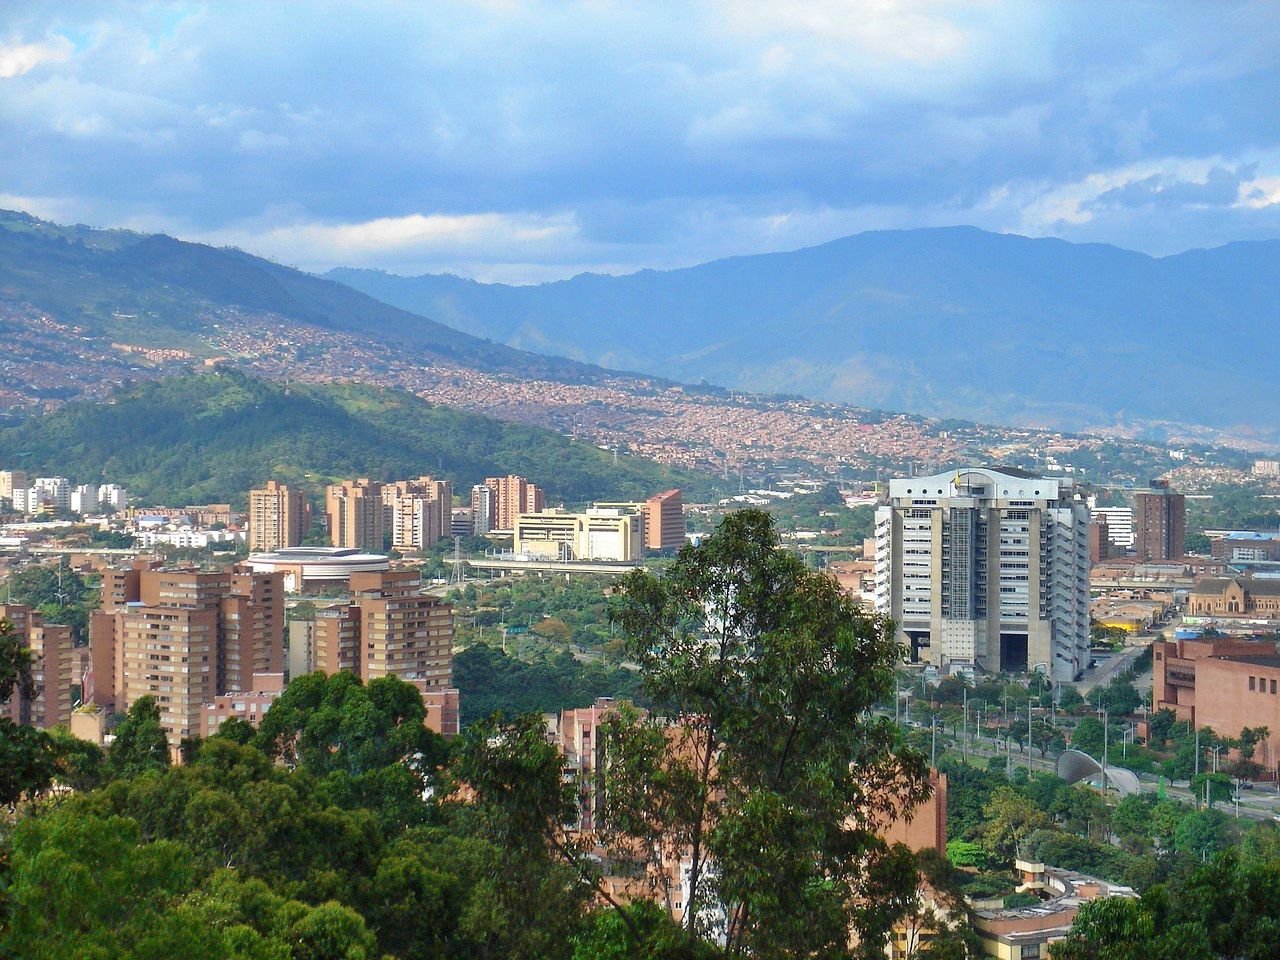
[
  {"xmin": 326, "ymin": 479, "xmax": 384, "ymax": 551},
  {"xmin": 88, "ymin": 562, "xmax": 285, "ymax": 749},
  {"xmin": 0, "ymin": 470, "xmax": 28, "ymax": 504},
  {"xmin": 0, "ymin": 603, "xmax": 78, "ymax": 729},
  {"xmin": 248, "ymin": 480, "xmax": 312, "ymax": 552},
  {"xmin": 382, "ymin": 476, "xmax": 452, "ymax": 553},
  {"xmin": 596, "ymin": 489, "xmax": 685, "ymax": 552},
  {"xmin": 484, "ymin": 475, "xmax": 545, "ymax": 531},
  {"xmin": 514, "ymin": 507, "xmax": 644, "ymax": 562}
]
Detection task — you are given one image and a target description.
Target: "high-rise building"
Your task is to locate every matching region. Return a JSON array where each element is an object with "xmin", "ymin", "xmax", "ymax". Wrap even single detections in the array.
[
  {"xmin": 248, "ymin": 480, "xmax": 312, "ymax": 552},
  {"xmin": 873, "ymin": 467, "xmax": 1091, "ymax": 681},
  {"xmin": 70, "ymin": 484, "xmax": 99, "ymax": 514},
  {"xmin": 1134, "ymin": 483, "xmax": 1186, "ymax": 562},
  {"xmin": 644, "ymin": 489, "xmax": 685, "ymax": 551},
  {"xmin": 0, "ymin": 603, "xmax": 78, "ymax": 729},
  {"xmin": 381, "ymin": 476, "xmax": 452, "ymax": 553},
  {"xmin": 350, "ymin": 569, "xmax": 454, "ymax": 686},
  {"xmin": 326, "ymin": 479, "xmax": 384, "ymax": 551},
  {"xmin": 288, "ymin": 569, "xmax": 457, "ymax": 734},
  {"xmin": 484, "ymin": 475, "xmax": 545, "ymax": 531},
  {"xmin": 470, "ymin": 483, "xmax": 495, "ymax": 535},
  {"xmin": 88, "ymin": 563, "xmax": 285, "ymax": 749},
  {"xmin": 0, "ymin": 470, "xmax": 27, "ymax": 503}
]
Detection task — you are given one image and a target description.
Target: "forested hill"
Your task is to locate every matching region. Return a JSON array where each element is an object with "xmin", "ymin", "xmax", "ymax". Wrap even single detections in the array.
[{"xmin": 0, "ymin": 371, "xmax": 719, "ymax": 506}]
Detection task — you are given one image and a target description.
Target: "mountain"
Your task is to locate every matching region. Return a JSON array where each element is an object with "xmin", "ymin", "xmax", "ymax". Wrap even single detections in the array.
[
  {"xmin": 0, "ymin": 209, "xmax": 599, "ymax": 381},
  {"xmin": 0, "ymin": 370, "xmax": 718, "ymax": 506},
  {"xmin": 330, "ymin": 227, "xmax": 1280, "ymax": 434}
]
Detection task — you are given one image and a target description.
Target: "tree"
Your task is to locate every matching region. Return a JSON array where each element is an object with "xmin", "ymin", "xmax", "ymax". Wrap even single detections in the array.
[
  {"xmin": 979, "ymin": 786, "xmax": 1051, "ymax": 860},
  {"xmin": 0, "ymin": 615, "xmax": 37, "ymax": 705},
  {"xmin": 0, "ymin": 719, "xmax": 57, "ymax": 807},
  {"xmin": 1071, "ymin": 717, "xmax": 1106, "ymax": 758},
  {"xmin": 605, "ymin": 510, "xmax": 930, "ymax": 957},
  {"xmin": 106, "ymin": 696, "xmax": 171, "ymax": 780}
]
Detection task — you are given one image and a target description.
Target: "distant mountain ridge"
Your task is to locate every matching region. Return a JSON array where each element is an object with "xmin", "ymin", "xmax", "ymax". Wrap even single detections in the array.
[
  {"xmin": 329, "ymin": 227, "xmax": 1280, "ymax": 435},
  {"xmin": 0, "ymin": 209, "xmax": 601, "ymax": 381}
]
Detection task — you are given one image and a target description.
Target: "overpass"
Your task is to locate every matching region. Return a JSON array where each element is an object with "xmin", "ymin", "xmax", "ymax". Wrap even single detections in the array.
[{"xmin": 449, "ymin": 557, "xmax": 641, "ymax": 576}]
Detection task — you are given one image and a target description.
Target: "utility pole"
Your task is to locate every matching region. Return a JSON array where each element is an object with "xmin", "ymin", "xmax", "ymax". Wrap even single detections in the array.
[
  {"xmin": 1195, "ymin": 727, "xmax": 1201, "ymax": 777},
  {"xmin": 931, "ymin": 716, "xmax": 937, "ymax": 768},
  {"xmin": 1101, "ymin": 706, "xmax": 1109, "ymax": 794}
]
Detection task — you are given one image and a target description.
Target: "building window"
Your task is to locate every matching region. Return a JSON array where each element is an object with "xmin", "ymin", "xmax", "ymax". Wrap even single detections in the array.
[
  {"xmin": 1272, "ymin": 679, "xmax": 1277, "ymax": 694},
  {"xmin": 1250, "ymin": 677, "xmax": 1257, "ymax": 691}
]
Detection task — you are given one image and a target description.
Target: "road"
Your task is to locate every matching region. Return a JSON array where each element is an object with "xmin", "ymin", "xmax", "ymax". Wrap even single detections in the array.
[
  {"xmin": 1077, "ymin": 643, "xmax": 1147, "ymax": 695},
  {"xmin": 944, "ymin": 732, "xmax": 1280, "ymax": 822}
]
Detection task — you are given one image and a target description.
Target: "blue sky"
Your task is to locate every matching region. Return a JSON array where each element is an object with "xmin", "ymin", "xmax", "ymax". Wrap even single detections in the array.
[{"xmin": 2, "ymin": 1, "xmax": 1279, "ymax": 281}]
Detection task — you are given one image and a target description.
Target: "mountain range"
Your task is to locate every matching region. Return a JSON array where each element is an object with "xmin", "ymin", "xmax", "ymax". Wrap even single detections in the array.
[
  {"xmin": 0, "ymin": 209, "xmax": 597, "ymax": 382},
  {"xmin": 331, "ymin": 227, "xmax": 1280, "ymax": 438}
]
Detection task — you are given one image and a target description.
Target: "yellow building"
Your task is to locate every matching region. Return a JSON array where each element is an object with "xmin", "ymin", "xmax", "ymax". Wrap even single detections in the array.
[{"xmin": 513, "ymin": 508, "xmax": 644, "ymax": 562}]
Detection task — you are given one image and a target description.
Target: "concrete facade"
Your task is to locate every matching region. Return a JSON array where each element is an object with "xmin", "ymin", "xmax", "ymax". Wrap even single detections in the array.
[{"xmin": 874, "ymin": 468, "xmax": 1090, "ymax": 680}]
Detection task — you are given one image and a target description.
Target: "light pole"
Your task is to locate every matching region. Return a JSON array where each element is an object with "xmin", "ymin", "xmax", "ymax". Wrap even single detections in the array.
[{"xmin": 1098, "ymin": 706, "xmax": 1109, "ymax": 794}]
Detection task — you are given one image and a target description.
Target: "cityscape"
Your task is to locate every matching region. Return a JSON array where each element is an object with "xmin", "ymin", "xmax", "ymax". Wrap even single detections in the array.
[{"xmin": 2, "ymin": 3, "xmax": 1280, "ymax": 958}]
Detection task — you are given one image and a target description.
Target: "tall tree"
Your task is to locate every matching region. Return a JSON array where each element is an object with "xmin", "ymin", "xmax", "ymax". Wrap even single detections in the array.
[
  {"xmin": 106, "ymin": 695, "xmax": 171, "ymax": 780},
  {"xmin": 601, "ymin": 509, "xmax": 930, "ymax": 957}
]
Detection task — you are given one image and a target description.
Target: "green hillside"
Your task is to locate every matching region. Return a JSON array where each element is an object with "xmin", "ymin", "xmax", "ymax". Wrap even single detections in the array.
[{"xmin": 0, "ymin": 370, "xmax": 720, "ymax": 507}]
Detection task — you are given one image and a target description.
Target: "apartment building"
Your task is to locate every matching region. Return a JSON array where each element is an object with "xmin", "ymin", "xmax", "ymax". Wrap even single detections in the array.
[
  {"xmin": 88, "ymin": 561, "xmax": 284, "ymax": 749},
  {"xmin": 326, "ymin": 478, "xmax": 384, "ymax": 551},
  {"xmin": 382, "ymin": 476, "xmax": 452, "ymax": 552},
  {"xmin": 484, "ymin": 475, "xmax": 545, "ymax": 531},
  {"xmin": 248, "ymin": 480, "xmax": 312, "ymax": 552},
  {"xmin": 874, "ymin": 467, "xmax": 1091, "ymax": 681},
  {"xmin": 0, "ymin": 603, "xmax": 78, "ymax": 729},
  {"xmin": 288, "ymin": 568, "xmax": 457, "ymax": 734}
]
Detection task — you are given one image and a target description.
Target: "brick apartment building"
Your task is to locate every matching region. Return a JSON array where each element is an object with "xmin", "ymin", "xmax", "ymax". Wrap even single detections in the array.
[
  {"xmin": 0, "ymin": 602, "xmax": 79, "ymax": 729},
  {"xmin": 248, "ymin": 480, "xmax": 311, "ymax": 552},
  {"xmin": 287, "ymin": 568, "xmax": 458, "ymax": 735},
  {"xmin": 88, "ymin": 560, "xmax": 284, "ymax": 749}
]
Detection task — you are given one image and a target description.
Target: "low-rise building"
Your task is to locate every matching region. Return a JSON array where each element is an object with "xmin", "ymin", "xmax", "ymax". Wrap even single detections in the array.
[
  {"xmin": 972, "ymin": 860, "xmax": 1136, "ymax": 959},
  {"xmin": 514, "ymin": 507, "xmax": 644, "ymax": 562}
]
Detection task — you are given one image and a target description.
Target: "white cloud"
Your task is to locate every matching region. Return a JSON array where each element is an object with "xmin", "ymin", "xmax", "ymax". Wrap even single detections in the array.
[{"xmin": 0, "ymin": 36, "xmax": 71, "ymax": 79}]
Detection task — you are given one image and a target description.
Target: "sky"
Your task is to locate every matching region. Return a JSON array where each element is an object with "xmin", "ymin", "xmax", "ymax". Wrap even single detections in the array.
[{"xmin": 2, "ymin": 1, "xmax": 1279, "ymax": 283}]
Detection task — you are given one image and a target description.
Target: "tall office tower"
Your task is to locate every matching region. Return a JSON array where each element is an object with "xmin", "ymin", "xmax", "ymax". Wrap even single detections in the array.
[
  {"xmin": 88, "ymin": 565, "xmax": 284, "ymax": 750},
  {"xmin": 326, "ymin": 479, "xmax": 384, "ymax": 551},
  {"xmin": 382, "ymin": 476, "xmax": 452, "ymax": 552},
  {"xmin": 644, "ymin": 489, "xmax": 685, "ymax": 551},
  {"xmin": 350, "ymin": 569, "xmax": 454, "ymax": 687},
  {"xmin": 0, "ymin": 603, "xmax": 77, "ymax": 729},
  {"xmin": 0, "ymin": 469, "xmax": 27, "ymax": 503},
  {"xmin": 248, "ymin": 480, "xmax": 312, "ymax": 552},
  {"xmin": 1134, "ymin": 483, "xmax": 1186, "ymax": 562},
  {"xmin": 471, "ymin": 483, "xmax": 495, "ymax": 535},
  {"xmin": 873, "ymin": 467, "xmax": 1091, "ymax": 681},
  {"xmin": 484, "ymin": 475, "xmax": 545, "ymax": 531}
]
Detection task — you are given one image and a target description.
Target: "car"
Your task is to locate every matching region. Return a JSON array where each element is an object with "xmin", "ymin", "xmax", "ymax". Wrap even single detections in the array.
[{"xmin": 1242, "ymin": 781, "xmax": 1255, "ymax": 790}]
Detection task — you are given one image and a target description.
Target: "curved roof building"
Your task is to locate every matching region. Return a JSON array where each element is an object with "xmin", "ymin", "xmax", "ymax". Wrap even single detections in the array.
[{"xmin": 244, "ymin": 546, "xmax": 389, "ymax": 593}]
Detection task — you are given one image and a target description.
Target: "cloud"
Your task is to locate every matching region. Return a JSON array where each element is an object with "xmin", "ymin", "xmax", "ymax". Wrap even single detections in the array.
[
  {"xmin": 0, "ymin": 1, "xmax": 1277, "ymax": 276},
  {"xmin": 0, "ymin": 36, "xmax": 71, "ymax": 78}
]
